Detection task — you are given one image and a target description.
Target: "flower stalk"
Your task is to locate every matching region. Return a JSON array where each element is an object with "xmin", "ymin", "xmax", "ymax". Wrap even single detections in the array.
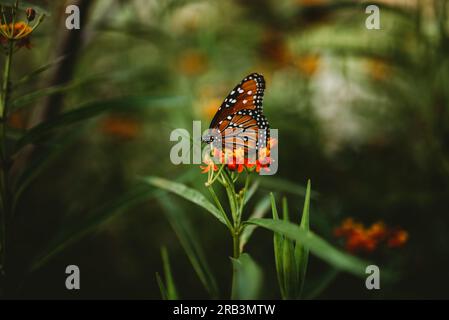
[
  {"xmin": 0, "ymin": 1, "xmax": 18, "ymax": 283},
  {"xmin": 202, "ymin": 153, "xmax": 260, "ymax": 260},
  {"xmin": 0, "ymin": 0, "xmax": 45, "ymax": 287}
]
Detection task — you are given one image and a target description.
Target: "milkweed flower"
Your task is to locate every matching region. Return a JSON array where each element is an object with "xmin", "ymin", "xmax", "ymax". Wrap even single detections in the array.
[
  {"xmin": 202, "ymin": 146, "xmax": 274, "ymax": 174},
  {"xmin": 200, "ymin": 154, "xmax": 218, "ymax": 173},
  {"xmin": 334, "ymin": 218, "xmax": 408, "ymax": 253},
  {"xmin": 200, "ymin": 136, "xmax": 277, "ymax": 175},
  {"xmin": 0, "ymin": 8, "xmax": 45, "ymax": 49},
  {"xmin": 387, "ymin": 229, "xmax": 409, "ymax": 248}
]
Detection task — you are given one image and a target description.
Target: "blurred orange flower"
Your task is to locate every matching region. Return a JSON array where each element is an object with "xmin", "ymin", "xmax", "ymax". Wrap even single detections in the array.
[
  {"xmin": 334, "ymin": 218, "xmax": 408, "ymax": 253},
  {"xmin": 387, "ymin": 229, "xmax": 409, "ymax": 248},
  {"xmin": 178, "ymin": 50, "xmax": 208, "ymax": 76},
  {"xmin": 295, "ymin": 54, "xmax": 321, "ymax": 77},
  {"xmin": 259, "ymin": 31, "xmax": 292, "ymax": 67},
  {"xmin": 366, "ymin": 58, "xmax": 391, "ymax": 81},
  {"xmin": 100, "ymin": 115, "xmax": 141, "ymax": 140},
  {"xmin": 8, "ymin": 111, "xmax": 27, "ymax": 129},
  {"xmin": 199, "ymin": 96, "xmax": 222, "ymax": 121}
]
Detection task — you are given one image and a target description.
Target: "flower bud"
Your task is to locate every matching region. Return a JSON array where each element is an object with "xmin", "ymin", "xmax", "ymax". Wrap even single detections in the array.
[{"xmin": 26, "ymin": 8, "xmax": 36, "ymax": 22}]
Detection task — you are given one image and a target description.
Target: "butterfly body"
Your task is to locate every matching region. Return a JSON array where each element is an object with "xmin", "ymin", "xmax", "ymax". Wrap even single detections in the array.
[{"xmin": 203, "ymin": 73, "xmax": 270, "ymax": 153}]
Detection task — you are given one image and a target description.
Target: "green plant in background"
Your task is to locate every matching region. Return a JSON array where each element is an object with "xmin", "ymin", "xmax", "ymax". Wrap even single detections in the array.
[
  {"xmin": 271, "ymin": 182, "xmax": 310, "ymax": 299},
  {"xmin": 146, "ymin": 150, "xmax": 370, "ymax": 299},
  {"xmin": 156, "ymin": 246, "xmax": 179, "ymax": 300},
  {"xmin": 0, "ymin": 0, "xmax": 181, "ymax": 297},
  {"xmin": 0, "ymin": 0, "xmax": 45, "ymax": 292}
]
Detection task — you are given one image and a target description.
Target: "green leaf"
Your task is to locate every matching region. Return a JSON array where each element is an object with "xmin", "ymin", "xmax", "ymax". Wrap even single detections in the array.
[
  {"xmin": 282, "ymin": 234, "xmax": 297, "ymax": 299},
  {"xmin": 260, "ymin": 177, "xmax": 319, "ymax": 199},
  {"xmin": 159, "ymin": 196, "xmax": 219, "ymax": 298},
  {"xmin": 142, "ymin": 176, "xmax": 227, "ymax": 226},
  {"xmin": 28, "ymin": 171, "xmax": 197, "ymax": 274},
  {"xmin": 240, "ymin": 196, "xmax": 270, "ymax": 252},
  {"xmin": 11, "ymin": 125, "xmax": 85, "ymax": 214},
  {"xmin": 281, "ymin": 197, "xmax": 298, "ymax": 299},
  {"xmin": 247, "ymin": 218, "xmax": 370, "ymax": 277},
  {"xmin": 270, "ymin": 193, "xmax": 285, "ymax": 298},
  {"xmin": 160, "ymin": 247, "xmax": 179, "ymax": 300},
  {"xmin": 282, "ymin": 197, "xmax": 289, "ymax": 221},
  {"xmin": 13, "ymin": 56, "xmax": 66, "ymax": 88},
  {"xmin": 300, "ymin": 180, "xmax": 311, "ymax": 229},
  {"xmin": 294, "ymin": 179, "xmax": 311, "ymax": 298},
  {"xmin": 155, "ymin": 272, "xmax": 168, "ymax": 300},
  {"xmin": 243, "ymin": 180, "xmax": 260, "ymax": 205},
  {"xmin": 29, "ymin": 183, "xmax": 157, "ymax": 273},
  {"xmin": 304, "ymin": 268, "xmax": 340, "ymax": 300},
  {"xmin": 231, "ymin": 253, "xmax": 262, "ymax": 300},
  {"xmin": 16, "ymin": 96, "xmax": 183, "ymax": 148},
  {"xmin": 10, "ymin": 80, "xmax": 89, "ymax": 112}
]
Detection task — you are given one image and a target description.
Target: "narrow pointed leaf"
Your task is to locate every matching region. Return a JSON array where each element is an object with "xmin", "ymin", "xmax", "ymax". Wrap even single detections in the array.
[
  {"xmin": 29, "ymin": 183, "xmax": 157, "ymax": 273},
  {"xmin": 282, "ymin": 197, "xmax": 289, "ymax": 221},
  {"xmin": 11, "ymin": 125, "xmax": 85, "ymax": 213},
  {"xmin": 281, "ymin": 197, "xmax": 298, "ymax": 299},
  {"xmin": 240, "ymin": 196, "xmax": 270, "ymax": 251},
  {"xmin": 304, "ymin": 268, "xmax": 340, "ymax": 300},
  {"xmin": 161, "ymin": 247, "xmax": 179, "ymax": 300},
  {"xmin": 11, "ymin": 81, "xmax": 88, "ymax": 111},
  {"xmin": 28, "ymin": 171, "xmax": 196, "ymax": 274},
  {"xmin": 143, "ymin": 176, "xmax": 226, "ymax": 226},
  {"xmin": 270, "ymin": 193, "xmax": 285, "ymax": 298},
  {"xmin": 159, "ymin": 196, "xmax": 219, "ymax": 298},
  {"xmin": 155, "ymin": 272, "xmax": 168, "ymax": 300},
  {"xmin": 14, "ymin": 56, "xmax": 66, "ymax": 88},
  {"xmin": 243, "ymin": 180, "xmax": 260, "ymax": 205},
  {"xmin": 295, "ymin": 179, "xmax": 312, "ymax": 298},
  {"xmin": 247, "ymin": 218, "xmax": 369, "ymax": 277}
]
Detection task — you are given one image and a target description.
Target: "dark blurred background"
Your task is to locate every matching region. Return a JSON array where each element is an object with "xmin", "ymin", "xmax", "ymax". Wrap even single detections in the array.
[{"xmin": 2, "ymin": 0, "xmax": 449, "ymax": 299}]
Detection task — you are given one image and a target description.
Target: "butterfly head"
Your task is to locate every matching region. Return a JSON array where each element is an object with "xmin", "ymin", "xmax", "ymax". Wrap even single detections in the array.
[{"xmin": 201, "ymin": 134, "xmax": 215, "ymax": 144}]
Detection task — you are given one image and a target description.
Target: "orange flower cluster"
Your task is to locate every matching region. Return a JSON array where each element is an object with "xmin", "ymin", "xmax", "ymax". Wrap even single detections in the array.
[
  {"xmin": 201, "ymin": 138, "xmax": 277, "ymax": 174},
  {"xmin": 0, "ymin": 22, "xmax": 33, "ymax": 49},
  {"xmin": 200, "ymin": 153, "xmax": 218, "ymax": 174},
  {"xmin": 334, "ymin": 218, "xmax": 408, "ymax": 253}
]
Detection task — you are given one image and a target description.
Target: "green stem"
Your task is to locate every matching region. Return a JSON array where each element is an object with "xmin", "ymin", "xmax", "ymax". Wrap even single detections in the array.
[
  {"xmin": 236, "ymin": 172, "xmax": 250, "ymax": 223},
  {"xmin": 1, "ymin": 39, "xmax": 13, "ymax": 116},
  {"xmin": 232, "ymin": 230, "xmax": 240, "ymax": 259},
  {"xmin": 0, "ymin": 14, "xmax": 15, "ymax": 286},
  {"xmin": 221, "ymin": 170, "xmax": 238, "ymax": 224}
]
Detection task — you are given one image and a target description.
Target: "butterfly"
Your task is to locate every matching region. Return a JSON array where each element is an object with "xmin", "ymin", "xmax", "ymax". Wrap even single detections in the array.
[{"xmin": 202, "ymin": 73, "xmax": 270, "ymax": 155}]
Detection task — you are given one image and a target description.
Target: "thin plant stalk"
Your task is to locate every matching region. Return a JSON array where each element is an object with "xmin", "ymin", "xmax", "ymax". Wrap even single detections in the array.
[{"xmin": 0, "ymin": 1, "xmax": 18, "ymax": 282}]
